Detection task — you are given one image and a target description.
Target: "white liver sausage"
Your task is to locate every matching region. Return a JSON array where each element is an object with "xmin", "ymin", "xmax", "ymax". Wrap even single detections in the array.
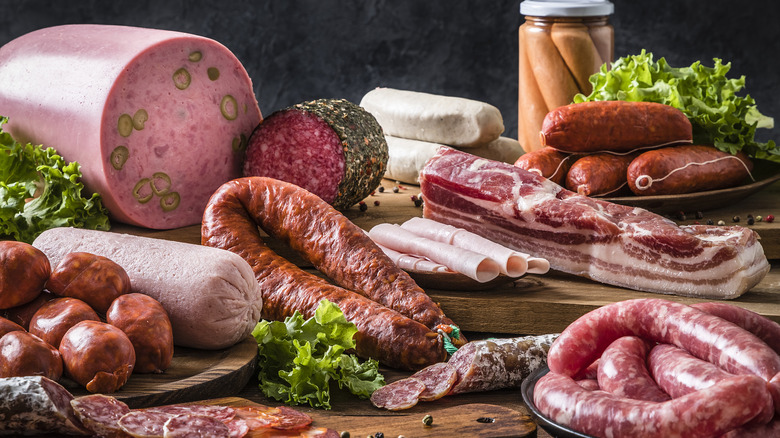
[
  {"xmin": 360, "ymin": 88, "xmax": 504, "ymax": 147},
  {"xmin": 32, "ymin": 228, "xmax": 263, "ymax": 350},
  {"xmin": 0, "ymin": 24, "xmax": 262, "ymax": 229}
]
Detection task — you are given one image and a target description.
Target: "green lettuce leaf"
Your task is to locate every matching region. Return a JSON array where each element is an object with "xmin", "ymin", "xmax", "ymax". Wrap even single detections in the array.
[
  {"xmin": 574, "ymin": 50, "xmax": 778, "ymax": 161},
  {"xmin": 251, "ymin": 299, "xmax": 385, "ymax": 410},
  {"xmin": 0, "ymin": 116, "xmax": 110, "ymax": 243}
]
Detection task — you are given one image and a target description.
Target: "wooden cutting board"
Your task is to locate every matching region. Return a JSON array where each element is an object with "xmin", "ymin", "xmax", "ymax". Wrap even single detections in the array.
[{"xmin": 210, "ymin": 397, "xmax": 536, "ymax": 438}]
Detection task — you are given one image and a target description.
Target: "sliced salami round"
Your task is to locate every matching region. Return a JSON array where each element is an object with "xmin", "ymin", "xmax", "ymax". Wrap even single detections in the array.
[
  {"xmin": 226, "ymin": 417, "xmax": 249, "ymax": 438},
  {"xmin": 411, "ymin": 362, "xmax": 458, "ymax": 401},
  {"xmin": 163, "ymin": 414, "xmax": 230, "ymax": 438},
  {"xmin": 71, "ymin": 393, "xmax": 130, "ymax": 438},
  {"xmin": 233, "ymin": 405, "xmax": 312, "ymax": 431},
  {"xmin": 145, "ymin": 404, "xmax": 236, "ymax": 423},
  {"xmin": 118, "ymin": 410, "xmax": 171, "ymax": 438},
  {"xmin": 243, "ymin": 98, "xmax": 388, "ymax": 210},
  {"xmin": 369, "ymin": 377, "xmax": 426, "ymax": 411}
]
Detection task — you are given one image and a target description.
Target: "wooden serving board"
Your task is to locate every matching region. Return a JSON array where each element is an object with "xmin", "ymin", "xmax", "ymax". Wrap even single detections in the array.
[
  {"xmin": 114, "ymin": 178, "xmax": 780, "ymax": 338},
  {"xmin": 208, "ymin": 397, "xmax": 535, "ymax": 438},
  {"xmin": 69, "ymin": 336, "xmax": 258, "ymax": 408}
]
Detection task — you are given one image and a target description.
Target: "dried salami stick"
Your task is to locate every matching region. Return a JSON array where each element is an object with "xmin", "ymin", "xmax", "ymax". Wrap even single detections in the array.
[
  {"xmin": 202, "ymin": 177, "xmax": 452, "ymax": 370},
  {"xmin": 0, "ymin": 376, "xmax": 88, "ymax": 435}
]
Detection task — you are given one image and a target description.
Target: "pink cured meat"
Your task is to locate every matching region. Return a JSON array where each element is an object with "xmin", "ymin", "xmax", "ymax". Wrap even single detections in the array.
[
  {"xmin": 418, "ymin": 147, "xmax": 769, "ymax": 299},
  {"xmin": 533, "ymin": 371, "xmax": 772, "ymax": 438},
  {"xmin": 118, "ymin": 410, "xmax": 170, "ymax": 437},
  {"xmin": 370, "ymin": 377, "xmax": 425, "ymax": 410},
  {"xmin": 648, "ymin": 343, "xmax": 775, "ymax": 425},
  {"xmin": 411, "ymin": 362, "xmax": 458, "ymax": 401},
  {"xmin": 145, "ymin": 404, "xmax": 236, "ymax": 423},
  {"xmin": 70, "ymin": 394, "xmax": 130, "ymax": 438},
  {"xmin": 691, "ymin": 302, "xmax": 780, "ymax": 354},
  {"xmin": 597, "ymin": 336, "xmax": 670, "ymax": 402},
  {"xmin": 0, "ymin": 24, "xmax": 262, "ymax": 229},
  {"xmin": 447, "ymin": 334, "xmax": 557, "ymax": 394},
  {"xmin": 163, "ymin": 414, "xmax": 231, "ymax": 438},
  {"xmin": 545, "ymin": 298, "xmax": 780, "ymax": 413}
]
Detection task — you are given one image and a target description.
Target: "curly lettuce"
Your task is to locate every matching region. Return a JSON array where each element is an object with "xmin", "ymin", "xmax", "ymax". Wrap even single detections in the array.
[
  {"xmin": 574, "ymin": 50, "xmax": 777, "ymax": 161},
  {"xmin": 0, "ymin": 117, "xmax": 110, "ymax": 243},
  {"xmin": 251, "ymin": 299, "xmax": 385, "ymax": 410}
]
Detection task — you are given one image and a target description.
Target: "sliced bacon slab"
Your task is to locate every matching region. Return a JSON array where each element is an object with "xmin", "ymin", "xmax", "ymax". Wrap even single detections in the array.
[{"xmin": 418, "ymin": 147, "xmax": 770, "ymax": 299}]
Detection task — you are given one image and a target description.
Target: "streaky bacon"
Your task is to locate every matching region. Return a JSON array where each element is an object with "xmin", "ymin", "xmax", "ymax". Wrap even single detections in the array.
[{"xmin": 418, "ymin": 147, "xmax": 769, "ymax": 299}]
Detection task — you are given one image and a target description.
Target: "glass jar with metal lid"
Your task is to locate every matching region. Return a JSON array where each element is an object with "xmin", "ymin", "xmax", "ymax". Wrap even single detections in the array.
[{"xmin": 518, "ymin": 0, "xmax": 614, "ymax": 152}]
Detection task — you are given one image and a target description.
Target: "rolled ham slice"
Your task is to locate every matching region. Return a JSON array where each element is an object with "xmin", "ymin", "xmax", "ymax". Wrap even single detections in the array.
[
  {"xmin": 0, "ymin": 24, "xmax": 262, "ymax": 229},
  {"xmin": 374, "ymin": 243, "xmax": 452, "ymax": 273},
  {"xmin": 368, "ymin": 224, "xmax": 501, "ymax": 283},
  {"xmin": 401, "ymin": 217, "xmax": 550, "ymax": 276}
]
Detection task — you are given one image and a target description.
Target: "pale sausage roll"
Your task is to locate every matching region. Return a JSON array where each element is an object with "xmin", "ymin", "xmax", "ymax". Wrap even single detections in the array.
[
  {"xmin": 360, "ymin": 88, "xmax": 504, "ymax": 147},
  {"xmin": 32, "ymin": 228, "xmax": 263, "ymax": 350}
]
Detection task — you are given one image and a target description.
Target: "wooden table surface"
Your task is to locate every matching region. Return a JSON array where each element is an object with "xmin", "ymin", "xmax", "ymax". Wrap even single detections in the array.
[{"xmin": 113, "ymin": 178, "xmax": 780, "ymax": 438}]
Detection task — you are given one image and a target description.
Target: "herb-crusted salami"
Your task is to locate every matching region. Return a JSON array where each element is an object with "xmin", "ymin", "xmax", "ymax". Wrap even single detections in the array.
[{"xmin": 243, "ymin": 98, "xmax": 388, "ymax": 210}]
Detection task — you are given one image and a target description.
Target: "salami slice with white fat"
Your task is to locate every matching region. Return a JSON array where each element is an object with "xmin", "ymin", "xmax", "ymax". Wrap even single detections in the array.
[
  {"xmin": 232, "ymin": 405, "xmax": 312, "ymax": 431},
  {"xmin": 226, "ymin": 418, "xmax": 249, "ymax": 438},
  {"xmin": 71, "ymin": 394, "xmax": 131, "ymax": 438},
  {"xmin": 163, "ymin": 414, "xmax": 231, "ymax": 438},
  {"xmin": 0, "ymin": 376, "xmax": 88, "ymax": 436},
  {"xmin": 118, "ymin": 410, "xmax": 171, "ymax": 438},
  {"xmin": 146, "ymin": 404, "xmax": 236, "ymax": 423},
  {"xmin": 411, "ymin": 362, "xmax": 458, "ymax": 401},
  {"xmin": 369, "ymin": 377, "xmax": 426, "ymax": 411},
  {"xmin": 448, "ymin": 334, "xmax": 558, "ymax": 394}
]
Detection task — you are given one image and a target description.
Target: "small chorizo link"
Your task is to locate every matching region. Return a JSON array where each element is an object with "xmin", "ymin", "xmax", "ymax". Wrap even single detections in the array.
[
  {"xmin": 0, "ymin": 331, "xmax": 63, "ymax": 381},
  {"xmin": 0, "ymin": 241, "xmax": 50, "ymax": 309},
  {"xmin": 29, "ymin": 297, "xmax": 100, "ymax": 348},
  {"xmin": 106, "ymin": 293, "xmax": 173, "ymax": 373},
  {"xmin": 46, "ymin": 252, "xmax": 131, "ymax": 314}
]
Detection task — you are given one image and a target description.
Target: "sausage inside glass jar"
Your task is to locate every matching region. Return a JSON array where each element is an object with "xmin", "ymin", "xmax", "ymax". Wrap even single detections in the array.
[
  {"xmin": 46, "ymin": 252, "xmax": 131, "ymax": 315},
  {"xmin": 106, "ymin": 293, "xmax": 173, "ymax": 374}
]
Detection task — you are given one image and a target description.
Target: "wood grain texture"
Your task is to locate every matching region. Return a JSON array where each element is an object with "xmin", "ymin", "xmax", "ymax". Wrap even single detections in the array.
[{"xmin": 69, "ymin": 336, "xmax": 258, "ymax": 409}]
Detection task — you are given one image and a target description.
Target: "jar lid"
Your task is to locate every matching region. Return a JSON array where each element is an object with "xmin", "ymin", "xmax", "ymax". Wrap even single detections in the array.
[{"xmin": 520, "ymin": 0, "xmax": 614, "ymax": 17}]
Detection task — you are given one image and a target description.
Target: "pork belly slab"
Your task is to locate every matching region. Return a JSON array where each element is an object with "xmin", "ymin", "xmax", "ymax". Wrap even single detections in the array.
[{"xmin": 418, "ymin": 148, "xmax": 769, "ymax": 299}]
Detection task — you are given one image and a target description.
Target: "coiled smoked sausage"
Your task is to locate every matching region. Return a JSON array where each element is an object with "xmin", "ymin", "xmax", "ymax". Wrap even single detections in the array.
[{"xmin": 201, "ymin": 177, "xmax": 458, "ymax": 370}]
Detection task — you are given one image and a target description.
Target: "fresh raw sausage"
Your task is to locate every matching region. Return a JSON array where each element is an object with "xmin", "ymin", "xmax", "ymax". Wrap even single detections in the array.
[
  {"xmin": 690, "ymin": 302, "xmax": 780, "ymax": 354},
  {"xmin": 513, "ymin": 147, "xmax": 572, "ymax": 186},
  {"xmin": 534, "ymin": 370, "xmax": 772, "ymax": 438},
  {"xmin": 243, "ymin": 98, "xmax": 387, "ymax": 210},
  {"xmin": 29, "ymin": 297, "xmax": 100, "ymax": 348},
  {"xmin": 58, "ymin": 320, "xmax": 136, "ymax": 393},
  {"xmin": 0, "ymin": 331, "xmax": 63, "ymax": 380},
  {"xmin": 0, "ymin": 24, "xmax": 262, "ymax": 229},
  {"xmin": 566, "ymin": 152, "xmax": 636, "ymax": 196},
  {"xmin": 648, "ymin": 343, "xmax": 775, "ymax": 425},
  {"xmin": 0, "ymin": 376, "xmax": 88, "ymax": 435},
  {"xmin": 541, "ymin": 101, "xmax": 693, "ymax": 153},
  {"xmin": 33, "ymin": 227, "xmax": 263, "ymax": 350},
  {"xmin": 46, "ymin": 252, "xmax": 131, "ymax": 314},
  {"xmin": 597, "ymin": 336, "xmax": 670, "ymax": 402},
  {"xmin": 106, "ymin": 293, "xmax": 173, "ymax": 374},
  {"xmin": 201, "ymin": 177, "xmax": 457, "ymax": 370},
  {"xmin": 546, "ymin": 298, "xmax": 780, "ymax": 413},
  {"xmin": 0, "ymin": 240, "xmax": 50, "ymax": 309},
  {"xmin": 627, "ymin": 145, "xmax": 753, "ymax": 196}
]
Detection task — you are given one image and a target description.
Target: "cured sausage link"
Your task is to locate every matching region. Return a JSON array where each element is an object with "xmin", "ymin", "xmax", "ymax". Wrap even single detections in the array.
[
  {"xmin": 206, "ymin": 176, "xmax": 455, "ymax": 332},
  {"xmin": 534, "ymin": 371, "xmax": 772, "ymax": 438},
  {"xmin": 202, "ymin": 177, "xmax": 448, "ymax": 370},
  {"xmin": 546, "ymin": 298, "xmax": 780, "ymax": 412}
]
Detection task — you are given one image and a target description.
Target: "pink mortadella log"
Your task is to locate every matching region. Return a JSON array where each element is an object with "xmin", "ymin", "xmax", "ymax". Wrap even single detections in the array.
[
  {"xmin": 400, "ymin": 217, "xmax": 550, "ymax": 276},
  {"xmin": 368, "ymin": 223, "xmax": 501, "ymax": 282},
  {"xmin": 0, "ymin": 24, "xmax": 262, "ymax": 229}
]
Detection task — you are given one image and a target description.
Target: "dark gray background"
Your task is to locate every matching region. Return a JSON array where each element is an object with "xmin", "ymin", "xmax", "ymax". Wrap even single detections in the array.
[{"xmin": 1, "ymin": 0, "xmax": 777, "ymax": 143}]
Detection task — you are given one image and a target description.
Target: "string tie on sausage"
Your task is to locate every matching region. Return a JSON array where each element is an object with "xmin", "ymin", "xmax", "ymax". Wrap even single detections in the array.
[
  {"xmin": 633, "ymin": 155, "xmax": 755, "ymax": 191},
  {"xmin": 436, "ymin": 324, "xmax": 461, "ymax": 355}
]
